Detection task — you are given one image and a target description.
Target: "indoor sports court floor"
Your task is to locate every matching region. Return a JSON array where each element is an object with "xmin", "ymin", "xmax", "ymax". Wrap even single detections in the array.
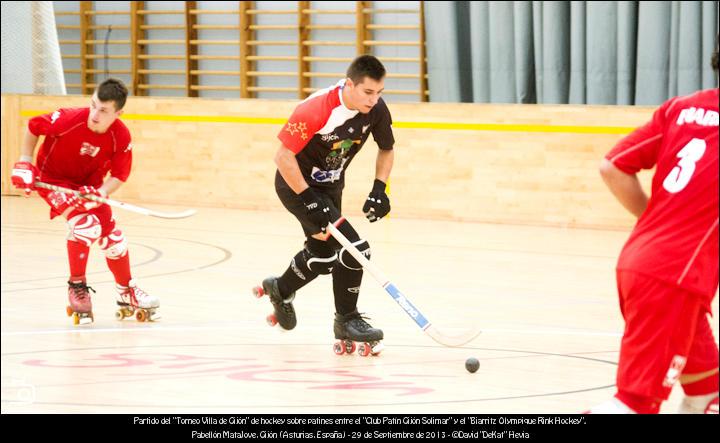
[{"xmin": 2, "ymin": 195, "xmax": 716, "ymax": 413}]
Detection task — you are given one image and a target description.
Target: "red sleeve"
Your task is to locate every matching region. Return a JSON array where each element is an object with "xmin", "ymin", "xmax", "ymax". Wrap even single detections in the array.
[
  {"xmin": 110, "ymin": 124, "xmax": 132, "ymax": 182},
  {"xmin": 277, "ymin": 95, "xmax": 330, "ymax": 153},
  {"xmin": 604, "ymin": 98, "xmax": 676, "ymax": 174},
  {"xmin": 28, "ymin": 108, "xmax": 85, "ymax": 137}
]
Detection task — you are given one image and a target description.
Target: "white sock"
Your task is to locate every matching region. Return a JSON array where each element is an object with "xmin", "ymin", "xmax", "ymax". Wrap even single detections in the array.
[
  {"xmin": 589, "ymin": 398, "xmax": 636, "ymax": 414},
  {"xmin": 678, "ymin": 392, "xmax": 719, "ymax": 414}
]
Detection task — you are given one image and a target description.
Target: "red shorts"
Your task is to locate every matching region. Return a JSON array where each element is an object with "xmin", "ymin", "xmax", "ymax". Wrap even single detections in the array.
[
  {"xmin": 615, "ymin": 270, "xmax": 718, "ymax": 400},
  {"xmin": 37, "ymin": 181, "xmax": 115, "ymax": 237}
]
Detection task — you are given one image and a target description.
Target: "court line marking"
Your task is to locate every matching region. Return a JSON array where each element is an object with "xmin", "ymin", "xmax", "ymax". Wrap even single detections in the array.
[{"xmin": 0, "ymin": 324, "xmax": 622, "ymax": 338}]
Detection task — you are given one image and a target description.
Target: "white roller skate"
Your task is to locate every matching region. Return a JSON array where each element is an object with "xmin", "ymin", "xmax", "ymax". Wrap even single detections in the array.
[{"xmin": 115, "ymin": 279, "xmax": 161, "ymax": 322}]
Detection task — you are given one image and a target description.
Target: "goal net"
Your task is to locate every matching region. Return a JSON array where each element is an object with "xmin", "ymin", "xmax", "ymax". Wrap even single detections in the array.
[{"xmin": 1, "ymin": 1, "xmax": 66, "ymax": 95}]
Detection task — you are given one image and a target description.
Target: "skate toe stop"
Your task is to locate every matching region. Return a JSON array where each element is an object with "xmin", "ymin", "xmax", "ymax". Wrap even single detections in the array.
[{"xmin": 371, "ymin": 342, "xmax": 385, "ymax": 355}]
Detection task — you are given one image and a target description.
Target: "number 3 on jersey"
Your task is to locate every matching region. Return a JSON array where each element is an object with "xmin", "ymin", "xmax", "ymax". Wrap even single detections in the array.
[{"xmin": 662, "ymin": 138, "xmax": 707, "ymax": 193}]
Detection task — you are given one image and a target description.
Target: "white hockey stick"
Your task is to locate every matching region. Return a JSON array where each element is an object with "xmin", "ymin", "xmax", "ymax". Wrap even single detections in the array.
[
  {"xmin": 328, "ymin": 218, "xmax": 481, "ymax": 347},
  {"xmin": 34, "ymin": 181, "xmax": 197, "ymax": 219}
]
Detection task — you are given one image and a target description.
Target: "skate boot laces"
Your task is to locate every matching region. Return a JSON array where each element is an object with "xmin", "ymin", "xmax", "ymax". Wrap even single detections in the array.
[
  {"xmin": 348, "ymin": 313, "xmax": 374, "ymax": 331},
  {"xmin": 130, "ymin": 285, "xmax": 157, "ymax": 308},
  {"xmin": 69, "ymin": 281, "xmax": 96, "ymax": 301},
  {"xmin": 117, "ymin": 281, "xmax": 157, "ymax": 308}
]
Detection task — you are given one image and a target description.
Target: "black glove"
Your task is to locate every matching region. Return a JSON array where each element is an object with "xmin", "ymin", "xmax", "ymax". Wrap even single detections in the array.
[
  {"xmin": 300, "ymin": 187, "xmax": 331, "ymax": 234},
  {"xmin": 362, "ymin": 179, "xmax": 390, "ymax": 222}
]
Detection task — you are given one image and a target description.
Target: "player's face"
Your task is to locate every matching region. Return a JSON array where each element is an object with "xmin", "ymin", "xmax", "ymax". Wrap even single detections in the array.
[
  {"xmin": 88, "ymin": 93, "xmax": 123, "ymax": 133},
  {"xmin": 345, "ymin": 77, "xmax": 384, "ymax": 114}
]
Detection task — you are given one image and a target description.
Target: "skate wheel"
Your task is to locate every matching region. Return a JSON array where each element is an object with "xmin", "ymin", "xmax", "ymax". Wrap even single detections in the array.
[
  {"xmin": 345, "ymin": 340, "xmax": 356, "ymax": 354},
  {"xmin": 115, "ymin": 309, "xmax": 125, "ymax": 321},
  {"xmin": 72, "ymin": 313, "xmax": 80, "ymax": 325},
  {"xmin": 358, "ymin": 343, "xmax": 371, "ymax": 357},
  {"xmin": 136, "ymin": 309, "xmax": 147, "ymax": 322},
  {"xmin": 66, "ymin": 306, "xmax": 73, "ymax": 317},
  {"xmin": 252, "ymin": 286, "xmax": 264, "ymax": 298},
  {"xmin": 333, "ymin": 341, "xmax": 346, "ymax": 355},
  {"xmin": 266, "ymin": 314, "xmax": 277, "ymax": 327}
]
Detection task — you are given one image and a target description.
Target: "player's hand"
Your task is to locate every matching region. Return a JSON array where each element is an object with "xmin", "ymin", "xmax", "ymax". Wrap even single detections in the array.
[
  {"xmin": 11, "ymin": 161, "xmax": 39, "ymax": 196},
  {"xmin": 77, "ymin": 186, "xmax": 106, "ymax": 210},
  {"xmin": 300, "ymin": 187, "xmax": 331, "ymax": 234},
  {"xmin": 362, "ymin": 179, "xmax": 390, "ymax": 222},
  {"xmin": 47, "ymin": 191, "xmax": 80, "ymax": 214}
]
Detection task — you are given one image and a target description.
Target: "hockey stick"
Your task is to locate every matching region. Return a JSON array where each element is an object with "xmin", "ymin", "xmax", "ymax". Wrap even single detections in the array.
[
  {"xmin": 34, "ymin": 182, "xmax": 197, "ymax": 219},
  {"xmin": 327, "ymin": 218, "xmax": 481, "ymax": 347}
]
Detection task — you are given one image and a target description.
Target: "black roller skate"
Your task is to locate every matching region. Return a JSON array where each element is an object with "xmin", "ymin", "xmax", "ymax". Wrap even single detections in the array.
[
  {"xmin": 252, "ymin": 277, "xmax": 297, "ymax": 330},
  {"xmin": 333, "ymin": 309, "xmax": 384, "ymax": 356}
]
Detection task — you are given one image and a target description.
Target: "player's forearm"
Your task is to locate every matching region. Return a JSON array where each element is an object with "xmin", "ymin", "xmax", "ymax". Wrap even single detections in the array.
[
  {"xmin": 375, "ymin": 149, "xmax": 394, "ymax": 183},
  {"xmin": 274, "ymin": 144, "xmax": 309, "ymax": 194},
  {"xmin": 599, "ymin": 158, "xmax": 648, "ymax": 218},
  {"xmin": 100, "ymin": 177, "xmax": 124, "ymax": 196},
  {"xmin": 19, "ymin": 130, "xmax": 39, "ymax": 161}
]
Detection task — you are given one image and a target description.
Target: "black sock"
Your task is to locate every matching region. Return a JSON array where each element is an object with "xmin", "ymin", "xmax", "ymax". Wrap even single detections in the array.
[
  {"xmin": 332, "ymin": 264, "xmax": 362, "ymax": 315},
  {"xmin": 277, "ymin": 249, "xmax": 319, "ymax": 297}
]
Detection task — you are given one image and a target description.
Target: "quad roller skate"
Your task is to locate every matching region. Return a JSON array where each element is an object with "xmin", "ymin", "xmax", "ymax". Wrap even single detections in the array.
[
  {"xmin": 115, "ymin": 279, "xmax": 161, "ymax": 322},
  {"xmin": 252, "ymin": 277, "xmax": 296, "ymax": 330},
  {"xmin": 333, "ymin": 309, "xmax": 384, "ymax": 357},
  {"xmin": 66, "ymin": 280, "xmax": 95, "ymax": 325}
]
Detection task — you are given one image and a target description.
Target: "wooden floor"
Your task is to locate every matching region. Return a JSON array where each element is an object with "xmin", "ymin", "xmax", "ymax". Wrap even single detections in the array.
[{"xmin": 1, "ymin": 195, "xmax": 716, "ymax": 414}]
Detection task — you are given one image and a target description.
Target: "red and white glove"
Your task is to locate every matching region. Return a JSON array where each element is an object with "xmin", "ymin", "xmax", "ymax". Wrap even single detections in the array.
[
  {"xmin": 77, "ymin": 186, "xmax": 107, "ymax": 210},
  {"xmin": 11, "ymin": 161, "xmax": 39, "ymax": 196},
  {"xmin": 47, "ymin": 191, "xmax": 80, "ymax": 214}
]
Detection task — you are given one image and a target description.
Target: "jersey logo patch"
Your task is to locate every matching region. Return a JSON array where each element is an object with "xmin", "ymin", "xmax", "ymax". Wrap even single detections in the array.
[
  {"xmin": 326, "ymin": 139, "xmax": 360, "ymax": 169},
  {"xmin": 50, "ymin": 111, "xmax": 61, "ymax": 124},
  {"xmin": 80, "ymin": 142, "xmax": 100, "ymax": 157},
  {"xmin": 321, "ymin": 133, "xmax": 339, "ymax": 142}
]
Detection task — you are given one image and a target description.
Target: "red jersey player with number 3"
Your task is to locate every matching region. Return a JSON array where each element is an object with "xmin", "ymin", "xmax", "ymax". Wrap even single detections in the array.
[
  {"xmin": 589, "ymin": 45, "xmax": 719, "ymax": 414},
  {"xmin": 10, "ymin": 78, "xmax": 160, "ymax": 325}
]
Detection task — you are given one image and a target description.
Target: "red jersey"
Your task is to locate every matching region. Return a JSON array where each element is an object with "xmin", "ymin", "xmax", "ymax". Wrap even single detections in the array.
[
  {"xmin": 606, "ymin": 88, "xmax": 719, "ymax": 299},
  {"xmin": 29, "ymin": 107, "xmax": 132, "ymax": 188}
]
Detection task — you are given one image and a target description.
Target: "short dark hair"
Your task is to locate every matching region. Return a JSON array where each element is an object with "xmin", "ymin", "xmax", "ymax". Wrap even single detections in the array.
[
  {"xmin": 96, "ymin": 78, "xmax": 128, "ymax": 110},
  {"xmin": 712, "ymin": 35, "xmax": 719, "ymax": 74},
  {"xmin": 346, "ymin": 55, "xmax": 386, "ymax": 84}
]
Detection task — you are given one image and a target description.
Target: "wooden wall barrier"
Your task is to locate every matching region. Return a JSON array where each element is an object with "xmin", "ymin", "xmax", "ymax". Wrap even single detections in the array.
[
  {"xmin": 55, "ymin": 1, "xmax": 427, "ymax": 101},
  {"xmin": 1, "ymin": 94, "xmax": 654, "ymax": 229}
]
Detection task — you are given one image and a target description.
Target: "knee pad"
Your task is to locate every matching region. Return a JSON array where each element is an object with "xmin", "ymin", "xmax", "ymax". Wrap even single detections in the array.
[
  {"xmin": 338, "ymin": 239, "xmax": 370, "ymax": 270},
  {"xmin": 98, "ymin": 229, "xmax": 128, "ymax": 259},
  {"xmin": 67, "ymin": 213, "xmax": 102, "ymax": 246},
  {"xmin": 303, "ymin": 237, "xmax": 337, "ymax": 275}
]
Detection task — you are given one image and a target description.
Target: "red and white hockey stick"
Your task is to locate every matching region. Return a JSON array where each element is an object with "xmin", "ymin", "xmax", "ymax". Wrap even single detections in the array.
[
  {"xmin": 34, "ymin": 181, "xmax": 197, "ymax": 219},
  {"xmin": 328, "ymin": 218, "xmax": 481, "ymax": 347}
]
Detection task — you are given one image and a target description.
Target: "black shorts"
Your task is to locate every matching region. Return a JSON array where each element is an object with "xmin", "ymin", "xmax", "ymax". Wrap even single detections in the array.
[{"xmin": 275, "ymin": 171, "xmax": 343, "ymax": 237}]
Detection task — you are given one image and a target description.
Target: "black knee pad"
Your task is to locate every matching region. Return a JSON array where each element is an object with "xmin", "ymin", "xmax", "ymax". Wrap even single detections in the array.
[
  {"xmin": 303, "ymin": 237, "xmax": 337, "ymax": 275},
  {"xmin": 338, "ymin": 239, "xmax": 371, "ymax": 270}
]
